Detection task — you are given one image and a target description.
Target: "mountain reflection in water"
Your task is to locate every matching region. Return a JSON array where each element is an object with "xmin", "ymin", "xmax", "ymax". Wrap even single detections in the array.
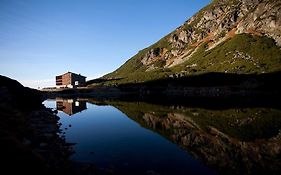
[
  {"xmin": 44, "ymin": 98, "xmax": 281, "ymax": 175},
  {"xmin": 108, "ymin": 101, "xmax": 281, "ymax": 175}
]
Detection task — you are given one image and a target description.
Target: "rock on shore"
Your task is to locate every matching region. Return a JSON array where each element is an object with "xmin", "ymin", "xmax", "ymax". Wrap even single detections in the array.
[{"xmin": 0, "ymin": 75, "xmax": 73, "ymax": 174}]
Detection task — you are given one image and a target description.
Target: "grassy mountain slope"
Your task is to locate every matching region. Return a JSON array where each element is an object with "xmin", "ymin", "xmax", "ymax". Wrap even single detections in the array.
[{"xmin": 89, "ymin": 0, "xmax": 281, "ymax": 86}]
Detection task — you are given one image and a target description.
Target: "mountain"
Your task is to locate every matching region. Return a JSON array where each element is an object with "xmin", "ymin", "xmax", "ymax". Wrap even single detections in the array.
[{"xmin": 93, "ymin": 0, "xmax": 281, "ymax": 86}]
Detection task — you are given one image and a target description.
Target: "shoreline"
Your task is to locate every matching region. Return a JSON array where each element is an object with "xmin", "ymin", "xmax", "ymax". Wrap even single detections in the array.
[
  {"xmin": 0, "ymin": 75, "xmax": 73, "ymax": 174},
  {"xmin": 0, "ymin": 103, "xmax": 74, "ymax": 174},
  {"xmin": 41, "ymin": 71, "xmax": 281, "ymax": 104},
  {"xmin": 41, "ymin": 85, "xmax": 281, "ymax": 109}
]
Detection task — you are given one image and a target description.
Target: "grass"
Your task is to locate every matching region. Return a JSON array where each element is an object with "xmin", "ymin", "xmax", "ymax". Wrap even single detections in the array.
[
  {"xmin": 173, "ymin": 34, "xmax": 281, "ymax": 74},
  {"xmin": 91, "ymin": 34, "xmax": 281, "ymax": 87},
  {"xmin": 103, "ymin": 27, "xmax": 174, "ymax": 80}
]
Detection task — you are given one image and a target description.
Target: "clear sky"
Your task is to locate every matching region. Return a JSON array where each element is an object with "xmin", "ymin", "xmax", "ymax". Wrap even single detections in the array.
[{"xmin": 0, "ymin": 0, "xmax": 211, "ymax": 88}]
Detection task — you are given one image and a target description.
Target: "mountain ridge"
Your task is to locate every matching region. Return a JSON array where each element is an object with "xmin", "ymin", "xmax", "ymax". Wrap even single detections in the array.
[{"xmin": 90, "ymin": 0, "xmax": 281, "ymax": 86}]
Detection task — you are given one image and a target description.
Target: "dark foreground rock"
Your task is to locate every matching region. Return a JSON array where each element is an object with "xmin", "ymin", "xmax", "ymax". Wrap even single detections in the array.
[{"xmin": 0, "ymin": 75, "xmax": 73, "ymax": 174}]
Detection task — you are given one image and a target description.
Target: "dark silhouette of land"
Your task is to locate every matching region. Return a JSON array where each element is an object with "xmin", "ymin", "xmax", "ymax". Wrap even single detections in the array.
[
  {"xmin": 0, "ymin": 75, "xmax": 72, "ymax": 175},
  {"xmin": 44, "ymin": 72, "xmax": 281, "ymax": 109}
]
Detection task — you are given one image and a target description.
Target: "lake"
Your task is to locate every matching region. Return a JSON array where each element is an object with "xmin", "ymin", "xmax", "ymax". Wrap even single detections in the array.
[{"xmin": 44, "ymin": 98, "xmax": 281, "ymax": 175}]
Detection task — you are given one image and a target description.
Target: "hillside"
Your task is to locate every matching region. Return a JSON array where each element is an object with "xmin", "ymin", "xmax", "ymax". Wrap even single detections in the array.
[{"xmin": 90, "ymin": 0, "xmax": 281, "ymax": 86}]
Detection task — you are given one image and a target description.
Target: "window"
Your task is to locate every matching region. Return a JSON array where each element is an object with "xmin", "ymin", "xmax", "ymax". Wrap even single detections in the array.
[{"xmin": 75, "ymin": 101, "xmax": 79, "ymax": 106}]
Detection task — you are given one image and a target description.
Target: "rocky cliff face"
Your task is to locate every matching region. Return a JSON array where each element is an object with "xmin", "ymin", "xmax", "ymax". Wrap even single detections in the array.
[
  {"xmin": 237, "ymin": 0, "xmax": 281, "ymax": 45},
  {"xmin": 141, "ymin": 0, "xmax": 281, "ymax": 67},
  {"xmin": 101, "ymin": 0, "xmax": 281, "ymax": 85}
]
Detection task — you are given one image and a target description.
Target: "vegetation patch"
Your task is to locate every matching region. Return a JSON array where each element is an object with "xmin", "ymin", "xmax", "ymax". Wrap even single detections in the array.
[{"xmin": 92, "ymin": 33, "xmax": 281, "ymax": 86}]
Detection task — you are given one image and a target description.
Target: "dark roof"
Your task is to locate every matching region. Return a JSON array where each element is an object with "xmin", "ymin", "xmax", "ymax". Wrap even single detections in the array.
[{"xmin": 57, "ymin": 72, "xmax": 86, "ymax": 78}]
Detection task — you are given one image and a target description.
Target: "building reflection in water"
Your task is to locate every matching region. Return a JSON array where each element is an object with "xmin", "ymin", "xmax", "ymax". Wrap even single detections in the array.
[{"xmin": 56, "ymin": 98, "xmax": 87, "ymax": 116}]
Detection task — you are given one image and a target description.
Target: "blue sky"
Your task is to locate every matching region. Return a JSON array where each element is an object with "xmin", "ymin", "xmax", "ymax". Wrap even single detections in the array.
[{"xmin": 0, "ymin": 0, "xmax": 211, "ymax": 88}]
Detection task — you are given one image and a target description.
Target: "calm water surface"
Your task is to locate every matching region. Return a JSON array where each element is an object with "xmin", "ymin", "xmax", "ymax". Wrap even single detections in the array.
[
  {"xmin": 44, "ymin": 98, "xmax": 281, "ymax": 175},
  {"xmin": 44, "ymin": 99, "xmax": 215, "ymax": 175}
]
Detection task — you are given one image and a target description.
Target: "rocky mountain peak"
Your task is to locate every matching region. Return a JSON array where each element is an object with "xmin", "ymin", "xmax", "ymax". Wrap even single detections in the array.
[
  {"xmin": 101, "ymin": 0, "xmax": 281, "ymax": 85},
  {"xmin": 143, "ymin": 0, "xmax": 281, "ymax": 68}
]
